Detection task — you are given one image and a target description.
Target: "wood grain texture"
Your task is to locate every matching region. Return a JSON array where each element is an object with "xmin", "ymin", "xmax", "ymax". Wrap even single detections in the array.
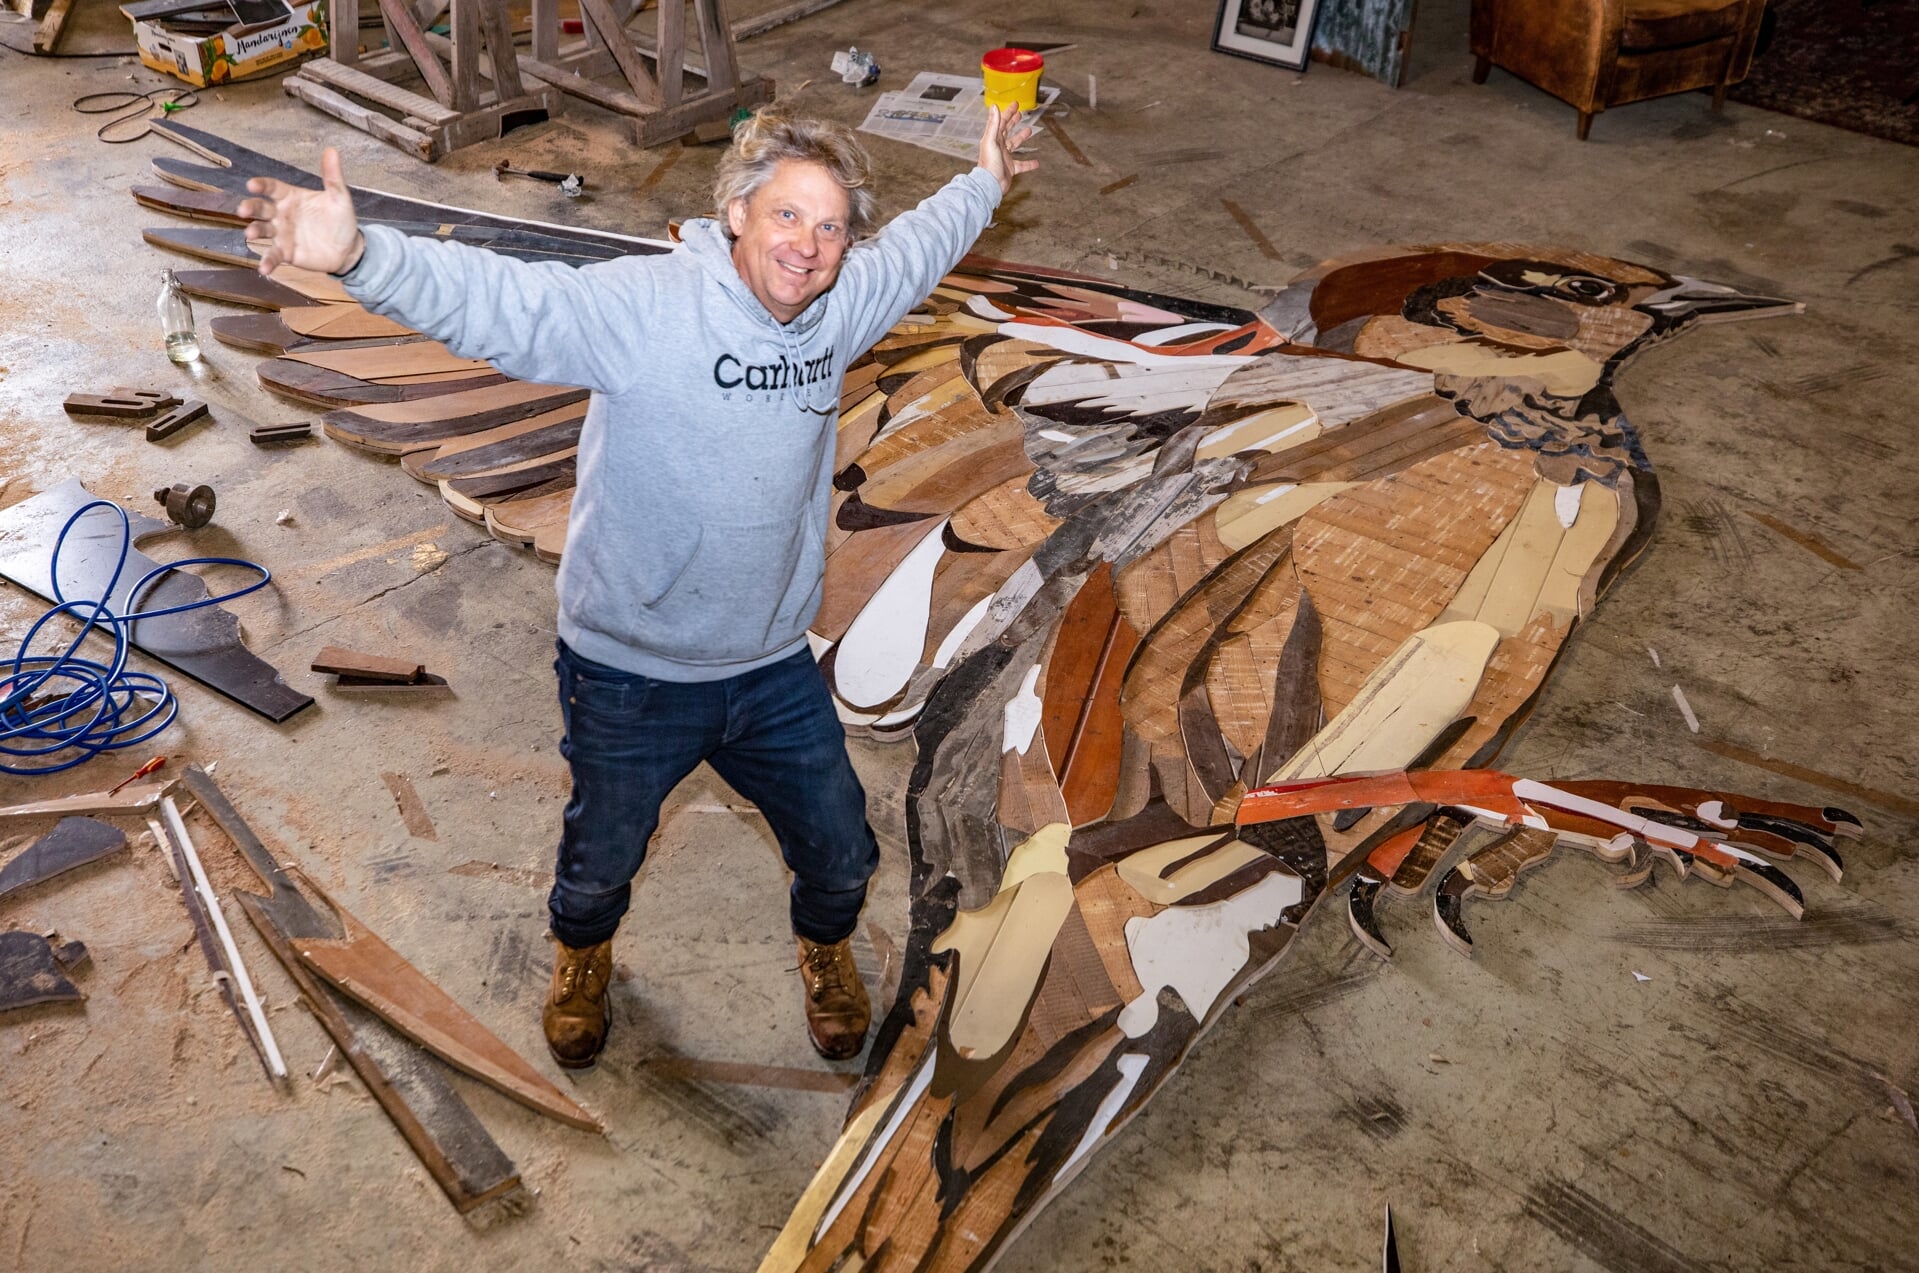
[
  {"xmin": 485, "ymin": 488, "xmax": 573, "ymax": 545},
  {"xmin": 258, "ymin": 359, "xmax": 511, "ymax": 408},
  {"xmin": 280, "ymin": 304, "xmax": 417, "ymax": 340},
  {"xmin": 1246, "ymin": 395, "xmax": 1485, "ymax": 485},
  {"xmin": 1120, "ymin": 526, "xmax": 1294, "ymax": 745},
  {"xmin": 288, "ymin": 341, "xmax": 492, "ymax": 379},
  {"xmin": 813, "ymin": 519, "xmax": 943, "ymax": 644},
  {"xmin": 949, "ymin": 474, "xmax": 1061, "ymax": 550},
  {"xmin": 1041, "ymin": 564, "xmax": 1142, "ymax": 827},
  {"xmin": 292, "ymin": 873, "xmax": 601, "ymax": 1132},
  {"xmin": 174, "ymin": 266, "xmax": 313, "ymax": 310},
  {"xmin": 405, "ymin": 409, "xmax": 586, "ymax": 480},
  {"xmin": 1291, "ymin": 442, "xmax": 1535, "ymax": 718}
]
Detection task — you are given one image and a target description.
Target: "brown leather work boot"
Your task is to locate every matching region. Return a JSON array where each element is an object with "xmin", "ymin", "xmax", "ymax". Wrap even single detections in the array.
[
  {"xmin": 796, "ymin": 934, "xmax": 871, "ymax": 1060},
  {"xmin": 543, "ymin": 936, "xmax": 613, "ymax": 1069}
]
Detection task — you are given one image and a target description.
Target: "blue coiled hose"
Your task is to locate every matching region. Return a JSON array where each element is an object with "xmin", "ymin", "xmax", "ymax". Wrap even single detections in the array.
[{"xmin": 0, "ymin": 499, "xmax": 271, "ymax": 775}]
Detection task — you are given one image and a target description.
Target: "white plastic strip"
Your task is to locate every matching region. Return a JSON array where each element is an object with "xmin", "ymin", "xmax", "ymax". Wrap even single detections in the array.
[
  {"xmin": 815, "ymin": 1052, "xmax": 936, "ymax": 1241},
  {"xmin": 162, "ymin": 797, "xmax": 288, "ymax": 1080},
  {"xmin": 1512, "ymin": 779, "xmax": 1700, "ymax": 850}
]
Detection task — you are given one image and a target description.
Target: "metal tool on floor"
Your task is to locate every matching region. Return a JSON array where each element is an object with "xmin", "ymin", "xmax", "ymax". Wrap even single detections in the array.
[
  {"xmin": 493, "ymin": 160, "xmax": 584, "ymax": 198},
  {"xmin": 249, "ymin": 420, "xmax": 312, "ymax": 445},
  {"xmin": 63, "ymin": 388, "xmax": 181, "ymax": 419},
  {"xmin": 1384, "ymin": 1203, "xmax": 1400, "ymax": 1273},
  {"xmin": 107, "ymin": 755, "xmax": 167, "ymax": 796},
  {"xmin": 154, "ymin": 482, "xmax": 216, "ymax": 529},
  {"xmin": 146, "ymin": 399, "xmax": 210, "ymax": 442}
]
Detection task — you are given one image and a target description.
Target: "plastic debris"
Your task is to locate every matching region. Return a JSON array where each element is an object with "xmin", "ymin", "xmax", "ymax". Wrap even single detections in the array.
[
  {"xmin": 1671, "ymin": 684, "xmax": 1700, "ymax": 733},
  {"xmin": 830, "ymin": 47, "xmax": 880, "ymax": 87}
]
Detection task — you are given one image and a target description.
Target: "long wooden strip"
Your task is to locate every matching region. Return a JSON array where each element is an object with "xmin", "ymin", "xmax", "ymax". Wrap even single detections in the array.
[
  {"xmin": 324, "ymin": 379, "xmax": 581, "ymax": 428},
  {"xmin": 287, "ymin": 341, "xmax": 492, "ymax": 379},
  {"xmin": 325, "ymin": 387, "xmax": 586, "ymax": 453},
  {"xmin": 281, "ymin": 304, "xmax": 417, "ymax": 340},
  {"xmin": 259, "ymin": 359, "xmax": 511, "ymax": 408},
  {"xmin": 175, "ymin": 267, "xmax": 315, "ymax": 310},
  {"xmin": 1041, "ymin": 564, "xmax": 1141, "ymax": 827},
  {"xmin": 292, "ymin": 873, "xmax": 601, "ymax": 1131},
  {"xmin": 182, "ymin": 767, "xmax": 527, "ymax": 1217},
  {"xmin": 407, "ymin": 413, "xmax": 586, "ymax": 479},
  {"xmin": 443, "ymin": 454, "xmax": 577, "ymax": 501},
  {"xmin": 0, "ymin": 782, "xmax": 170, "ymax": 826}
]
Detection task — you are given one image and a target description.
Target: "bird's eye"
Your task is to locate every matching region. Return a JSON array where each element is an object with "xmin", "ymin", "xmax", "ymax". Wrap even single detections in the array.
[{"xmin": 1554, "ymin": 275, "xmax": 1621, "ymax": 304}]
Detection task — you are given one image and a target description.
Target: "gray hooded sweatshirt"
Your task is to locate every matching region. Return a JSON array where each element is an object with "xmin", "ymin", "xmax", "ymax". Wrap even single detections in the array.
[{"xmin": 342, "ymin": 166, "xmax": 1003, "ymax": 681}]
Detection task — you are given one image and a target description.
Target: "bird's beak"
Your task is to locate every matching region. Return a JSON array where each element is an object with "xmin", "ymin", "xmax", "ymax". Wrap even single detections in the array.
[{"xmin": 1639, "ymin": 275, "xmax": 1803, "ymax": 326}]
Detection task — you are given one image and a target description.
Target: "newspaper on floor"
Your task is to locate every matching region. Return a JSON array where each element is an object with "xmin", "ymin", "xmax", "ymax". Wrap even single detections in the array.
[{"xmin": 858, "ymin": 71, "xmax": 1060, "ymax": 162}]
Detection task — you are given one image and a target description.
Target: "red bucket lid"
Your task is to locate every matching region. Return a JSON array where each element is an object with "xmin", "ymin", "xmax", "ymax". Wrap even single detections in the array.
[{"xmin": 982, "ymin": 47, "xmax": 1045, "ymax": 74}]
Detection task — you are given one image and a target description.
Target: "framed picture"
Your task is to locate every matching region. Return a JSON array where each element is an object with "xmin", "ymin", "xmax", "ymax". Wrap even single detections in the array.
[{"xmin": 1212, "ymin": 0, "xmax": 1323, "ymax": 72}]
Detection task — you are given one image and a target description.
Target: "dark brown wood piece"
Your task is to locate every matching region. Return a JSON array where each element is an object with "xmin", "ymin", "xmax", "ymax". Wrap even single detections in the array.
[
  {"xmin": 1257, "ymin": 587, "xmax": 1322, "ymax": 781},
  {"xmin": 443, "ymin": 456, "xmax": 576, "ymax": 500},
  {"xmin": 0, "ymin": 931, "xmax": 87, "ymax": 1014},
  {"xmin": 142, "ymin": 225, "xmax": 258, "ymax": 268},
  {"xmin": 335, "ymin": 671, "xmax": 453, "ymax": 694},
  {"xmin": 132, "ymin": 183, "xmax": 247, "ymax": 226},
  {"xmin": 174, "ymin": 268, "xmax": 313, "ymax": 311},
  {"xmin": 291, "ymin": 870, "xmax": 603, "ymax": 1131},
  {"xmin": 416, "ymin": 430, "xmax": 581, "ymax": 481},
  {"xmin": 259, "ymin": 359, "xmax": 512, "ymax": 408},
  {"xmin": 0, "ymin": 817, "xmax": 128, "ymax": 900},
  {"xmin": 313, "ymin": 645, "xmax": 426, "ymax": 683},
  {"xmin": 181, "ymin": 766, "xmax": 529, "ymax": 1217},
  {"xmin": 250, "ymin": 421, "xmax": 313, "ymax": 444},
  {"xmin": 1041, "ymin": 564, "xmax": 1141, "ymax": 827},
  {"xmin": 145, "ymin": 399, "xmax": 210, "ymax": 442},
  {"xmin": 210, "ymin": 313, "xmax": 306, "ymax": 354},
  {"xmin": 1383, "ymin": 811, "xmax": 1466, "ymax": 895},
  {"xmin": 64, "ymin": 389, "xmax": 181, "ymax": 418}
]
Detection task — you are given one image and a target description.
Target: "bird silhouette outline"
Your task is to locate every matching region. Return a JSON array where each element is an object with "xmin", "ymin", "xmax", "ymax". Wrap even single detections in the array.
[{"xmin": 126, "ymin": 130, "xmax": 1863, "ymax": 1272}]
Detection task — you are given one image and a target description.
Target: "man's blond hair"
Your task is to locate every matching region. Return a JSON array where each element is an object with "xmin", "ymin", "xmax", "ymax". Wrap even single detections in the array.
[{"xmin": 713, "ymin": 109, "xmax": 878, "ymax": 240}]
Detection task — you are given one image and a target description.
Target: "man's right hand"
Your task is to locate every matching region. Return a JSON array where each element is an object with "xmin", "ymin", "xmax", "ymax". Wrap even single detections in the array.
[
  {"xmin": 977, "ymin": 104, "xmax": 1038, "ymax": 197},
  {"xmin": 236, "ymin": 147, "xmax": 365, "ymax": 277}
]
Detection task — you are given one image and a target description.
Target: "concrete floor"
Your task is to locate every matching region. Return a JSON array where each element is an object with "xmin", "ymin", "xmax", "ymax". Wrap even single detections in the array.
[{"xmin": 1, "ymin": 0, "xmax": 1916, "ymax": 1269}]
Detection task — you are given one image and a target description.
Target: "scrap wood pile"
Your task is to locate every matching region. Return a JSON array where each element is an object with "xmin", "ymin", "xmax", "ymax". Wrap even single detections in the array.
[
  {"xmin": 125, "ymin": 119, "xmax": 1877, "ymax": 1269},
  {"xmin": 0, "ymin": 766, "xmax": 601, "ymax": 1221}
]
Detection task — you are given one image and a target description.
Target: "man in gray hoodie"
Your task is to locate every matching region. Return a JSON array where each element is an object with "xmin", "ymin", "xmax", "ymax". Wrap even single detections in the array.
[{"xmin": 239, "ymin": 107, "xmax": 1037, "ymax": 1068}]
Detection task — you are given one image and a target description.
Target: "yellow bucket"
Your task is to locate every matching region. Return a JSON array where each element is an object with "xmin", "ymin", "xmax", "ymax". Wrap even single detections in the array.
[{"xmin": 981, "ymin": 47, "xmax": 1044, "ymax": 113}]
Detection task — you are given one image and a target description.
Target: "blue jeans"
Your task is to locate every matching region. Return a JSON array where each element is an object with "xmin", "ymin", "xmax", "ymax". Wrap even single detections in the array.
[{"xmin": 547, "ymin": 640, "xmax": 880, "ymax": 948}]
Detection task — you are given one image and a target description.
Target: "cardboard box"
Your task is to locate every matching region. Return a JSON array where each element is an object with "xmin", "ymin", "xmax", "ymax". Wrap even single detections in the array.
[{"xmin": 127, "ymin": 0, "xmax": 326, "ymax": 87}]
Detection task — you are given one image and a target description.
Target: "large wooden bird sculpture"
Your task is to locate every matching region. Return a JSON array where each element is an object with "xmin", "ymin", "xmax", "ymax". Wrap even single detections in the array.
[{"xmin": 131, "ymin": 125, "xmax": 1861, "ymax": 1272}]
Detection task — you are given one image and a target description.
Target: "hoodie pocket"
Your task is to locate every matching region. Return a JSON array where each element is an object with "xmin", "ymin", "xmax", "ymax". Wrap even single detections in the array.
[{"xmin": 648, "ymin": 513, "xmax": 822, "ymax": 663}]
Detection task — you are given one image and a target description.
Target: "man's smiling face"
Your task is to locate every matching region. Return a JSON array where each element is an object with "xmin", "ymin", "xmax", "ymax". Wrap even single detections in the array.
[{"xmin": 727, "ymin": 159, "xmax": 853, "ymax": 324}]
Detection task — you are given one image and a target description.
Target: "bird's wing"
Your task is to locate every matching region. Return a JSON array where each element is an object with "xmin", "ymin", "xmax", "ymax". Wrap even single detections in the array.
[{"xmin": 774, "ymin": 248, "xmax": 1846, "ymax": 1271}]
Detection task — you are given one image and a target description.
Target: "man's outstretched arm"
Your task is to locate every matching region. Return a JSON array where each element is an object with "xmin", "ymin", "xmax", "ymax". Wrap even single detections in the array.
[
  {"xmin": 237, "ymin": 148, "xmax": 652, "ymax": 395},
  {"xmin": 835, "ymin": 106, "xmax": 1040, "ymax": 356}
]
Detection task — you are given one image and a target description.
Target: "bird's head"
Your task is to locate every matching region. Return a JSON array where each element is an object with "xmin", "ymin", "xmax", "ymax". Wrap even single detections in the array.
[{"xmin": 1261, "ymin": 245, "xmax": 1798, "ymax": 387}]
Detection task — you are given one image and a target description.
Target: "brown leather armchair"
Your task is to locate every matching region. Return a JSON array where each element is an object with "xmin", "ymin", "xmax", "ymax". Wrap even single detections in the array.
[{"xmin": 1470, "ymin": 0, "xmax": 1767, "ymax": 139}]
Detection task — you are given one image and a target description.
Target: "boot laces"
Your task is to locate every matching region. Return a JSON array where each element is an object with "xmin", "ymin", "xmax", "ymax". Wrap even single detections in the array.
[
  {"xmin": 804, "ymin": 943, "xmax": 850, "ymax": 1001},
  {"xmin": 556, "ymin": 949, "xmax": 603, "ymax": 1002}
]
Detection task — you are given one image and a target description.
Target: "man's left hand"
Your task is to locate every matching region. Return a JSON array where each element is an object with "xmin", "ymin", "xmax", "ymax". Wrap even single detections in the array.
[{"xmin": 978, "ymin": 104, "xmax": 1039, "ymax": 196}]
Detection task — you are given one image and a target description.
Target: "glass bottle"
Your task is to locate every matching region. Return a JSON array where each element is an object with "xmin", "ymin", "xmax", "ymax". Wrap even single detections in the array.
[{"xmin": 158, "ymin": 269, "xmax": 200, "ymax": 364}]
